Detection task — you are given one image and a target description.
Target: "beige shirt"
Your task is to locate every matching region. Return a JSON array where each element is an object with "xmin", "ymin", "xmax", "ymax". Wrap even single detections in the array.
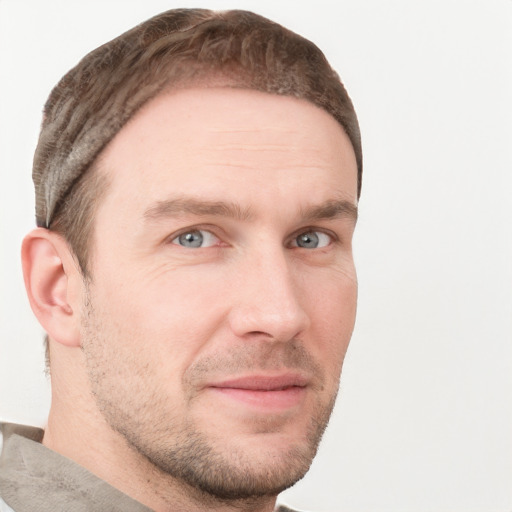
[
  {"xmin": 0, "ymin": 423, "xmax": 299, "ymax": 512},
  {"xmin": 0, "ymin": 423, "xmax": 152, "ymax": 511}
]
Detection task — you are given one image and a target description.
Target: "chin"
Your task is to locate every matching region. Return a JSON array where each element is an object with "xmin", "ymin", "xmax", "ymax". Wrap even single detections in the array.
[{"xmin": 121, "ymin": 417, "xmax": 324, "ymax": 502}]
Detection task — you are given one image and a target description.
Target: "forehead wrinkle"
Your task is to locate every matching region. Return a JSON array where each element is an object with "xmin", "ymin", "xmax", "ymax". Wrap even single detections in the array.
[
  {"xmin": 204, "ymin": 126, "xmax": 313, "ymax": 149},
  {"xmin": 207, "ymin": 143, "xmax": 296, "ymax": 153},
  {"xmin": 143, "ymin": 196, "xmax": 254, "ymax": 222}
]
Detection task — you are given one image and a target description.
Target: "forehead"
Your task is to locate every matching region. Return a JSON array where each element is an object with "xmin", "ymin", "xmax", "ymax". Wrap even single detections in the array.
[{"xmin": 96, "ymin": 87, "xmax": 358, "ymax": 217}]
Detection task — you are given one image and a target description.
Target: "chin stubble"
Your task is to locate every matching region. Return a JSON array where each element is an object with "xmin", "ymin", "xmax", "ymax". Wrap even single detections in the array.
[{"xmin": 80, "ymin": 290, "xmax": 340, "ymax": 502}]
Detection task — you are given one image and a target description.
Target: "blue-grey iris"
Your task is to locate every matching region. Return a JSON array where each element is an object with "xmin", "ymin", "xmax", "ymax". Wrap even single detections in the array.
[
  {"xmin": 296, "ymin": 232, "xmax": 319, "ymax": 249},
  {"xmin": 178, "ymin": 231, "xmax": 204, "ymax": 248}
]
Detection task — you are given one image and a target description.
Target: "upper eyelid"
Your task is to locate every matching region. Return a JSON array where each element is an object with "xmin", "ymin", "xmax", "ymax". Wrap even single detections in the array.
[
  {"xmin": 163, "ymin": 224, "xmax": 341, "ymax": 247},
  {"xmin": 165, "ymin": 224, "xmax": 223, "ymax": 242},
  {"xmin": 288, "ymin": 226, "xmax": 339, "ymax": 243}
]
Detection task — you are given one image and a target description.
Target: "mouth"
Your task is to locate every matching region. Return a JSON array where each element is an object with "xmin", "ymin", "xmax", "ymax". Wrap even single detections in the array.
[{"xmin": 207, "ymin": 374, "xmax": 309, "ymax": 411}]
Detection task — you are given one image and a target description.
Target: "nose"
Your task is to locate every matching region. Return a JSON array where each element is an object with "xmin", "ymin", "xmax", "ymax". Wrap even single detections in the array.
[{"xmin": 228, "ymin": 248, "xmax": 310, "ymax": 342}]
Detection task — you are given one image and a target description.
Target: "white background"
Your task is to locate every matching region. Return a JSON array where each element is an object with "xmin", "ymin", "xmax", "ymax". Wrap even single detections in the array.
[{"xmin": 0, "ymin": 1, "xmax": 511, "ymax": 511}]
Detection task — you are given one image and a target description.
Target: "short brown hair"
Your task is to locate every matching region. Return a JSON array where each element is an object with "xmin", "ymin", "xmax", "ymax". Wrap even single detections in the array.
[{"xmin": 34, "ymin": 8, "xmax": 362, "ymax": 276}]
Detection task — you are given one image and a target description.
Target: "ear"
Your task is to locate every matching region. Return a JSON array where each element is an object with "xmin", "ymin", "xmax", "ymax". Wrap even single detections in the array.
[{"xmin": 21, "ymin": 228, "xmax": 83, "ymax": 348}]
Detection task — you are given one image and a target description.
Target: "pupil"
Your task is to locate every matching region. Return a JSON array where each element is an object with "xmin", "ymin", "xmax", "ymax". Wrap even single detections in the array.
[
  {"xmin": 179, "ymin": 231, "xmax": 203, "ymax": 247},
  {"xmin": 298, "ymin": 232, "xmax": 318, "ymax": 248}
]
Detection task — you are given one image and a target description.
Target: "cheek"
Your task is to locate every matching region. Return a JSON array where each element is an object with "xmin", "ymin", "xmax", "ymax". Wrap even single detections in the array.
[
  {"xmin": 306, "ymin": 270, "xmax": 357, "ymax": 372},
  {"xmin": 92, "ymin": 263, "xmax": 230, "ymax": 361}
]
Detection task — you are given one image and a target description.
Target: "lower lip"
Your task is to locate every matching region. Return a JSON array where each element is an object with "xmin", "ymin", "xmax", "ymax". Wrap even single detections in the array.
[{"xmin": 210, "ymin": 386, "xmax": 306, "ymax": 410}]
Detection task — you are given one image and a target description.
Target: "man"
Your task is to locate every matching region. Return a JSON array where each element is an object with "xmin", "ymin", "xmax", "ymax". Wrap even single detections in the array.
[{"xmin": 0, "ymin": 8, "xmax": 361, "ymax": 512}]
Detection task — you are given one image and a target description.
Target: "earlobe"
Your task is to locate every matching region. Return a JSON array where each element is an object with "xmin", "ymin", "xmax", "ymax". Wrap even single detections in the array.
[{"xmin": 21, "ymin": 228, "xmax": 82, "ymax": 348}]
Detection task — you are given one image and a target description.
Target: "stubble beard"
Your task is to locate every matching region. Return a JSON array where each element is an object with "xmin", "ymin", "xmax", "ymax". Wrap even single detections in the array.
[
  {"xmin": 121, "ymin": 400, "xmax": 336, "ymax": 502},
  {"xmin": 80, "ymin": 292, "xmax": 340, "ymax": 503}
]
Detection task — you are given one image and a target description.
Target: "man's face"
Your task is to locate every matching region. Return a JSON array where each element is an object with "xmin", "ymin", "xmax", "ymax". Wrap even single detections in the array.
[{"xmin": 81, "ymin": 88, "xmax": 358, "ymax": 499}]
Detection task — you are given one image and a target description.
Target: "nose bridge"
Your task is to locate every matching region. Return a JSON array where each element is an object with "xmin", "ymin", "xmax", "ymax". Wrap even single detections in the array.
[{"xmin": 228, "ymin": 243, "xmax": 310, "ymax": 341}]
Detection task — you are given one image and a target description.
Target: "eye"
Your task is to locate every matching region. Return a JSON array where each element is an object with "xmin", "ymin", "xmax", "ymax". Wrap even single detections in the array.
[
  {"xmin": 293, "ymin": 231, "xmax": 332, "ymax": 249},
  {"xmin": 171, "ymin": 229, "xmax": 219, "ymax": 248}
]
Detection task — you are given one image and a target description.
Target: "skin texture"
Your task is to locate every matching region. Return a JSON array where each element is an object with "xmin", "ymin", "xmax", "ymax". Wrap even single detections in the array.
[{"xmin": 23, "ymin": 88, "xmax": 358, "ymax": 512}]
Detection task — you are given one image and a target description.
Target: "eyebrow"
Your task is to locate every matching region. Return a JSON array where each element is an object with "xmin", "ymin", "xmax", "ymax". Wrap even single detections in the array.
[
  {"xmin": 143, "ymin": 196, "xmax": 357, "ymax": 224},
  {"xmin": 300, "ymin": 199, "xmax": 358, "ymax": 224},
  {"xmin": 144, "ymin": 197, "xmax": 254, "ymax": 222}
]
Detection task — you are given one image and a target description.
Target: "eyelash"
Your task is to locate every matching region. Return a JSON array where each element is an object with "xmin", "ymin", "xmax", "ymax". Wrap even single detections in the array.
[
  {"xmin": 168, "ymin": 225, "xmax": 224, "ymax": 248},
  {"xmin": 167, "ymin": 225, "xmax": 338, "ymax": 250},
  {"xmin": 288, "ymin": 230, "xmax": 335, "ymax": 249}
]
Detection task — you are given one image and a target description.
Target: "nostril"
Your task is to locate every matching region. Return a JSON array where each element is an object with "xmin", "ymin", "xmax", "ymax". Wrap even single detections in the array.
[
  {"xmin": 228, "ymin": 303, "xmax": 310, "ymax": 344},
  {"xmin": 247, "ymin": 330, "xmax": 274, "ymax": 338}
]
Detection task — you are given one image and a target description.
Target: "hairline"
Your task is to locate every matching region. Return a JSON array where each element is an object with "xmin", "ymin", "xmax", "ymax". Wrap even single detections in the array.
[{"xmin": 54, "ymin": 81, "xmax": 359, "ymax": 271}]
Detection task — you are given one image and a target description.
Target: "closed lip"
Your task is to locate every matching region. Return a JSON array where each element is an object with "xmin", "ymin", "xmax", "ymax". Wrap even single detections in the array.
[{"xmin": 207, "ymin": 373, "xmax": 309, "ymax": 391}]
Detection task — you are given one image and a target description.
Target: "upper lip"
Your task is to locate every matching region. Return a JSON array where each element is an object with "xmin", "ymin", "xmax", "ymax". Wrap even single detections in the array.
[{"xmin": 208, "ymin": 373, "xmax": 309, "ymax": 391}]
